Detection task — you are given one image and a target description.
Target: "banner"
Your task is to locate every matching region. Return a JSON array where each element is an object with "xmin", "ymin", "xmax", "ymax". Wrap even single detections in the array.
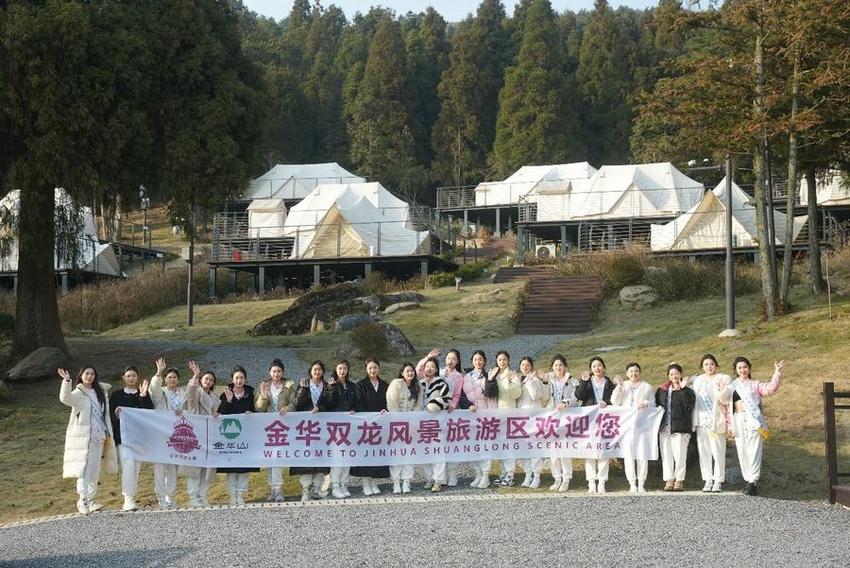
[{"xmin": 120, "ymin": 406, "xmax": 664, "ymax": 468}]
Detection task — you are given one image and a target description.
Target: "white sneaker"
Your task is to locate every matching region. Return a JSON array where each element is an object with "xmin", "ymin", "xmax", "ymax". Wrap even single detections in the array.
[
  {"xmin": 550, "ymin": 477, "xmax": 562, "ymax": 491},
  {"xmin": 587, "ymin": 481, "xmax": 596, "ymax": 494},
  {"xmin": 267, "ymin": 490, "xmax": 277, "ymax": 502},
  {"xmin": 629, "ymin": 484, "xmax": 638, "ymax": 493},
  {"xmin": 447, "ymin": 472, "xmax": 458, "ymax": 487},
  {"xmin": 637, "ymin": 485, "xmax": 646, "ymax": 493},
  {"xmin": 402, "ymin": 480, "xmax": 411, "ymax": 494},
  {"xmin": 122, "ymin": 496, "xmax": 138, "ymax": 511},
  {"xmin": 236, "ymin": 492, "xmax": 245, "ymax": 506},
  {"xmin": 333, "ymin": 484, "xmax": 347, "ymax": 499},
  {"xmin": 711, "ymin": 481, "xmax": 723, "ymax": 493},
  {"xmin": 529, "ymin": 473, "xmax": 541, "ymax": 489},
  {"xmin": 597, "ymin": 481, "xmax": 607, "ymax": 494},
  {"xmin": 431, "ymin": 482, "xmax": 442, "ymax": 493},
  {"xmin": 88, "ymin": 501, "xmax": 104, "ymax": 513},
  {"xmin": 362, "ymin": 481, "xmax": 374, "ymax": 496},
  {"xmin": 228, "ymin": 494, "xmax": 238, "ymax": 507},
  {"xmin": 342, "ymin": 485, "xmax": 352, "ymax": 498},
  {"xmin": 392, "ymin": 481, "xmax": 402, "ymax": 494},
  {"xmin": 188, "ymin": 497, "xmax": 203, "ymax": 508},
  {"xmin": 703, "ymin": 480, "xmax": 713, "ymax": 492},
  {"xmin": 558, "ymin": 479, "xmax": 570, "ymax": 492},
  {"xmin": 477, "ymin": 476, "xmax": 490, "ymax": 489},
  {"xmin": 301, "ymin": 489, "xmax": 310, "ymax": 503},
  {"xmin": 370, "ymin": 480, "xmax": 381, "ymax": 495},
  {"xmin": 77, "ymin": 498, "xmax": 90, "ymax": 515},
  {"xmin": 470, "ymin": 472, "xmax": 482, "ymax": 487},
  {"xmin": 521, "ymin": 474, "xmax": 532, "ymax": 488},
  {"xmin": 274, "ymin": 489, "xmax": 285, "ymax": 503},
  {"xmin": 424, "ymin": 480, "xmax": 434, "ymax": 490}
]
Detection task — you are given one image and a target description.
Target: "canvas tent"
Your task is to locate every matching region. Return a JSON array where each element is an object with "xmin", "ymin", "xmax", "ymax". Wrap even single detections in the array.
[
  {"xmin": 0, "ymin": 189, "xmax": 122, "ymax": 276},
  {"xmin": 799, "ymin": 171, "xmax": 850, "ymax": 206},
  {"xmin": 282, "ymin": 183, "xmax": 427, "ymax": 259},
  {"xmin": 240, "ymin": 163, "xmax": 365, "ymax": 202},
  {"xmin": 651, "ymin": 177, "xmax": 808, "ymax": 251},
  {"xmin": 247, "ymin": 199, "xmax": 287, "ymax": 238},
  {"xmin": 567, "ymin": 162, "xmax": 704, "ymax": 220},
  {"xmin": 473, "ymin": 163, "xmax": 598, "ymax": 208}
]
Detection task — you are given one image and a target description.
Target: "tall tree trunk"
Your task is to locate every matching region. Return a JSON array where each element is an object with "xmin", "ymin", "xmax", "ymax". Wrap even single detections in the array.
[
  {"xmin": 753, "ymin": 26, "xmax": 777, "ymax": 318},
  {"xmin": 13, "ymin": 183, "xmax": 67, "ymax": 358},
  {"xmin": 780, "ymin": 45, "xmax": 800, "ymax": 307},
  {"xmin": 806, "ymin": 167, "xmax": 826, "ymax": 294}
]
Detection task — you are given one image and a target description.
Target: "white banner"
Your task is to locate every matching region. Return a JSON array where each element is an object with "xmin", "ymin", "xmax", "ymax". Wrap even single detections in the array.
[{"xmin": 120, "ymin": 406, "xmax": 664, "ymax": 468}]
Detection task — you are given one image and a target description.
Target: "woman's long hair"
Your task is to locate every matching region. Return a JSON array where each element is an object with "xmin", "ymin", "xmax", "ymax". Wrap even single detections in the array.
[
  {"xmin": 398, "ymin": 362, "xmax": 420, "ymax": 401},
  {"xmin": 76, "ymin": 365, "xmax": 107, "ymax": 422}
]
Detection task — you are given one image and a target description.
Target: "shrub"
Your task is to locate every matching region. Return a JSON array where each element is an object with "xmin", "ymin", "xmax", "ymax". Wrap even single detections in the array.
[{"xmin": 0, "ymin": 313, "xmax": 13, "ymax": 345}]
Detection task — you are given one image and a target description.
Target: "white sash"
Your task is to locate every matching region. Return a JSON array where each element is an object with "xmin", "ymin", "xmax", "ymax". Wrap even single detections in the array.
[
  {"xmin": 732, "ymin": 379, "xmax": 769, "ymax": 438},
  {"xmin": 696, "ymin": 377, "xmax": 714, "ymax": 419}
]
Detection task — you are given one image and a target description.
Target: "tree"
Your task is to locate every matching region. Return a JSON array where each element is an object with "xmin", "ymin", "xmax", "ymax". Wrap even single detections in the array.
[
  {"xmin": 492, "ymin": 0, "xmax": 584, "ymax": 177},
  {"xmin": 431, "ymin": 0, "xmax": 509, "ymax": 186}
]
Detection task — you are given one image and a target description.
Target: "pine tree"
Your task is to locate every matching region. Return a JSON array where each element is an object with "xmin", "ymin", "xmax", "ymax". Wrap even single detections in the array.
[{"xmin": 491, "ymin": 0, "xmax": 584, "ymax": 177}]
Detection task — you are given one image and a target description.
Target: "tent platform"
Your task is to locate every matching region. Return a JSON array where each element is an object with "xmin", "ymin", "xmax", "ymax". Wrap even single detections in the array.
[{"xmin": 207, "ymin": 254, "xmax": 457, "ymax": 297}]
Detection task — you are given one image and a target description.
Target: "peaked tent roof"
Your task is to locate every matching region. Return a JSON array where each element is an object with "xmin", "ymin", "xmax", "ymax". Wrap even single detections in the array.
[
  {"xmin": 651, "ymin": 177, "xmax": 808, "ymax": 251},
  {"xmin": 799, "ymin": 170, "xmax": 850, "ymax": 206},
  {"xmin": 474, "ymin": 162, "xmax": 598, "ymax": 207},
  {"xmin": 569, "ymin": 162, "xmax": 704, "ymax": 220},
  {"xmin": 240, "ymin": 162, "xmax": 365, "ymax": 201}
]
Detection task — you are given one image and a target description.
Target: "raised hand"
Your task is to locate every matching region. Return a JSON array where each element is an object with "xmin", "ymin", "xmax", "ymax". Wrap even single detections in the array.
[
  {"xmin": 58, "ymin": 368, "xmax": 71, "ymax": 381},
  {"xmin": 299, "ymin": 377, "xmax": 308, "ymax": 388},
  {"xmin": 223, "ymin": 386, "xmax": 234, "ymax": 403},
  {"xmin": 613, "ymin": 375, "xmax": 624, "ymax": 388},
  {"xmin": 775, "ymin": 360, "xmax": 785, "ymax": 372},
  {"xmin": 488, "ymin": 367, "xmax": 499, "ymax": 380},
  {"xmin": 155, "ymin": 357, "xmax": 167, "ymax": 376},
  {"xmin": 581, "ymin": 370, "xmax": 591, "ymax": 382},
  {"xmin": 188, "ymin": 360, "xmax": 201, "ymax": 381},
  {"xmin": 187, "ymin": 376, "xmax": 199, "ymax": 388},
  {"xmin": 681, "ymin": 375, "xmax": 690, "ymax": 388},
  {"xmin": 260, "ymin": 381, "xmax": 270, "ymax": 397},
  {"xmin": 556, "ymin": 402, "xmax": 567, "ymax": 411},
  {"xmin": 427, "ymin": 347, "xmax": 440, "ymax": 359},
  {"xmin": 140, "ymin": 378, "xmax": 150, "ymax": 397}
]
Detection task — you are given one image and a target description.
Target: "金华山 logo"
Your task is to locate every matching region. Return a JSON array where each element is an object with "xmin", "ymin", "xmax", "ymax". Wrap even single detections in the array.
[
  {"xmin": 167, "ymin": 417, "xmax": 201, "ymax": 454},
  {"xmin": 219, "ymin": 418, "xmax": 242, "ymax": 440}
]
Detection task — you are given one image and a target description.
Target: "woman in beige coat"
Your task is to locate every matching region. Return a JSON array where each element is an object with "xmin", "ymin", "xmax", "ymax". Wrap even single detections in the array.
[
  {"xmin": 386, "ymin": 362, "xmax": 421, "ymax": 494},
  {"xmin": 59, "ymin": 366, "xmax": 118, "ymax": 514},
  {"xmin": 181, "ymin": 362, "xmax": 221, "ymax": 507}
]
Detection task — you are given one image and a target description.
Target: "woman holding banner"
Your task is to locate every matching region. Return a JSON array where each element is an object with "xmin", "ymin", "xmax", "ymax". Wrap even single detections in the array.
[
  {"xmin": 575, "ymin": 357, "xmax": 615, "ymax": 493},
  {"xmin": 351, "ymin": 358, "xmax": 390, "ymax": 496},
  {"xmin": 490, "ymin": 351, "xmax": 522, "ymax": 487},
  {"xmin": 418, "ymin": 347, "xmax": 465, "ymax": 487},
  {"xmin": 691, "ymin": 354, "xmax": 733, "ymax": 493},
  {"xmin": 728, "ymin": 357, "xmax": 783, "ymax": 496},
  {"xmin": 59, "ymin": 366, "xmax": 118, "ymax": 514},
  {"xmin": 387, "ymin": 362, "xmax": 421, "ymax": 494},
  {"xmin": 420, "ymin": 357, "xmax": 452, "ymax": 492},
  {"xmin": 611, "ymin": 362, "xmax": 655, "ymax": 493},
  {"xmin": 218, "ymin": 365, "xmax": 257, "ymax": 506},
  {"xmin": 517, "ymin": 356, "xmax": 550, "ymax": 488},
  {"xmin": 109, "ymin": 365, "xmax": 153, "ymax": 511},
  {"xmin": 149, "ymin": 357, "xmax": 187, "ymax": 509},
  {"xmin": 465, "ymin": 350, "xmax": 494, "ymax": 488},
  {"xmin": 255, "ymin": 358, "xmax": 296, "ymax": 503},
  {"xmin": 182, "ymin": 362, "xmax": 219, "ymax": 507},
  {"xmin": 326, "ymin": 360, "xmax": 357, "ymax": 499},
  {"xmin": 290, "ymin": 361, "xmax": 332, "ymax": 502},
  {"xmin": 547, "ymin": 355, "xmax": 580, "ymax": 492}
]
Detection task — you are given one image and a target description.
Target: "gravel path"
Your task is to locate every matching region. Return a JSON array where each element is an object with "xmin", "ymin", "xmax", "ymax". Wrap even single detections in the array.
[{"xmin": 1, "ymin": 494, "xmax": 847, "ymax": 567}]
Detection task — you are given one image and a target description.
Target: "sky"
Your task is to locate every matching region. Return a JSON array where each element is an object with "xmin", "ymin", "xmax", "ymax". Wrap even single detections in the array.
[{"xmin": 242, "ymin": 1, "xmax": 662, "ymax": 23}]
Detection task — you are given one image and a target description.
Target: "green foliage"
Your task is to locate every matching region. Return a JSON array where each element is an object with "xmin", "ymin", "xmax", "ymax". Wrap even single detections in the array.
[
  {"xmin": 428, "ymin": 260, "xmax": 490, "ymax": 288},
  {"xmin": 607, "ymin": 254, "xmax": 645, "ymax": 290}
]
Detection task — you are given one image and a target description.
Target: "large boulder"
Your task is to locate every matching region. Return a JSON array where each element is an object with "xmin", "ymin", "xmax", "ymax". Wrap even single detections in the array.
[
  {"xmin": 6, "ymin": 347, "xmax": 68, "ymax": 381},
  {"xmin": 619, "ymin": 285, "xmax": 658, "ymax": 309},
  {"xmin": 383, "ymin": 301, "xmax": 421, "ymax": 315},
  {"xmin": 379, "ymin": 291, "xmax": 425, "ymax": 306},
  {"xmin": 333, "ymin": 314, "xmax": 381, "ymax": 332},
  {"xmin": 252, "ymin": 283, "xmax": 367, "ymax": 336},
  {"xmin": 336, "ymin": 323, "xmax": 415, "ymax": 358}
]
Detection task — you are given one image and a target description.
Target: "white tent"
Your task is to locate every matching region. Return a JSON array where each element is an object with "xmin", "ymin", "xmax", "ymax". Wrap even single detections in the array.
[
  {"xmin": 247, "ymin": 198, "xmax": 287, "ymax": 238},
  {"xmin": 240, "ymin": 163, "xmax": 365, "ymax": 201},
  {"xmin": 569, "ymin": 162, "xmax": 704, "ymax": 220},
  {"xmin": 0, "ymin": 189, "xmax": 122, "ymax": 276},
  {"xmin": 799, "ymin": 171, "xmax": 850, "ymax": 206},
  {"xmin": 651, "ymin": 177, "xmax": 808, "ymax": 251},
  {"xmin": 282, "ymin": 182, "xmax": 427, "ymax": 259},
  {"xmin": 474, "ymin": 162, "xmax": 598, "ymax": 208}
]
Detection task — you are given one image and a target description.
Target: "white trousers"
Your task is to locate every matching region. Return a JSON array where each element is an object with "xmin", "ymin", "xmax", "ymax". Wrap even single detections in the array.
[
  {"xmin": 500, "ymin": 458, "xmax": 516, "ymax": 478},
  {"xmin": 521, "ymin": 457, "xmax": 543, "ymax": 475},
  {"xmin": 584, "ymin": 459, "xmax": 609, "ymax": 482},
  {"xmin": 187, "ymin": 468, "xmax": 215, "ymax": 501},
  {"xmin": 733, "ymin": 415, "xmax": 764, "ymax": 483},
  {"xmin": 478, "ymin": 459, "xmax": 492, "ymax": 474},
  {"xmin": 389, "ymin": 464, "xmax": 414, "ymax": 481},
  {"xmin": 154, "ymin": 463, "xmax": 177, "ymax": 501},
  {"xmin": 660, "ymin": 432, "xmax": 690, "ymax": 481},
  {"xmin": 623, "ymin": 459, "xmax": 648, "ymax": 485},
  {"xmin": 299, "ymin": 472, "xmax": 325, "ymax": 489},
  {"xmin": 77, "ymin": 439, "xmax": 104, "ymax": 500},
  {"xmin": 227, "ymin": 472, "xmax": 249, "ymax": 495},
  {"xmin": 330, "ymin": 466, "xmax": 351, "ymax": 486},
  {"xmin": 446, "ymin": 461, "xmax": 458, "ymax": 480},
  {"xmin": 267, "ymin": 467, "xmax": 284, "ymax": 490},
  {"xmin": 696, "ymin": 427, "xmax": 727, "ymax": 483},
  {"xmin": 422, "ymin": 462, "xmax": 447, "ymax": 483},
  {"xmin": 550, "ymin": 457, "xmax": 573, "ymax": 480},
  {"xmin": 117, "ymin": 445, "xmax": 140, "ymax": 498}
]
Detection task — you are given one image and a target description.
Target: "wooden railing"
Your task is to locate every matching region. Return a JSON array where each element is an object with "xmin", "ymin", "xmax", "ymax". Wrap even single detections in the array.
[{"xmin": 824, "ymin": 382, "xmax": 850, "ymax": 506}]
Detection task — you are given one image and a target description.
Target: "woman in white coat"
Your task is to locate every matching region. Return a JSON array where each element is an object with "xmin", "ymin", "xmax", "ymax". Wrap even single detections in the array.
[
  {"xmin": 691, "ymin": 354, "xmax": 733, "ymax": 492},
  {"xmin": 546, "ymin": 354, "xmax": 580, "ymax": 492},
  {"xmin": 386, "ymin": 362, "xmax": 421, "ymax": 494},
  {"xmin": 610, "ymin": 362, "xmax": 655, "ymax": 493},
  {"xmin": 517, "ymin": 356, "xmax": 550, "ymax": 488},
  {"xmin": 489, "ymin": 351, "xmax": 522, "ymax": 487},
  {"xmin": 59, "ymin": 366, "xmax": 118, "ymax": 514},
  {"xmin": 182, "ymin": 362, "xmax": 220, "ymax": 507},
  {"xmin": 148, "ymin": 356, "xmax": 187, "ymax": 509}
]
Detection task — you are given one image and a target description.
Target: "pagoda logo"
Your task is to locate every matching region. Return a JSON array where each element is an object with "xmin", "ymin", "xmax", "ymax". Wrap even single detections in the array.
[{"xmin": 167, "ymin": 417, "xmax": 201, "ymax": 454}]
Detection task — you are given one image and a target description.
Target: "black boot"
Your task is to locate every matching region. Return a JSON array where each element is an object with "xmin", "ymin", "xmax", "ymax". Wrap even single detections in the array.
[{"xmin": 749, "ymin": 482, "xmax": 758, "ymax": 496}]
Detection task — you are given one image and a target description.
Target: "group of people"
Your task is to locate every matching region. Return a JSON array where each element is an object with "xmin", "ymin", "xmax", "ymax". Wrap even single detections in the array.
[{"xmin": 58, "ymin": 349, "xmax": 784, "ymax": 514}]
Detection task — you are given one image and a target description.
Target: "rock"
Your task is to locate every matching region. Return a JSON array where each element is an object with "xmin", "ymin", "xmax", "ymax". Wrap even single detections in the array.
[
  {"xmin": 718, "ymin": 328, "xmax": 743, "ymax": 338},
  {"xmin": 459, "ymin": 288, "xmax": 504, "ymax": 305},
  {"xmin": 384, "ymin": 301, "xmax": 421, "ymax": 315},
  {"xmin": 594, "ymin": 345, "xmax": 628, "ymax": 352},
  {"xmin": 7, "ymin": 346, "xmax": 68, "ymax": 381},
  {"xmin": 379, "ymin": 291, "xmax": 425, "ymax": 306},
  {"xmin": 335, "ymin": 323, "xmax": 415, "ymax": 358},
  {"xmin": 333, "ymin": 314, "xmax": 381, "ymax": 332},
  {"xmin": 252, "ymin": 282, "xmax": 367, "ymax": 336},
  {"xmin": 355, "ymin": 295, "xmax": 382, "ymax": 313},
  {"xmin": 619, "ymin": 285, "xmax": 658, "ymax": 309}
]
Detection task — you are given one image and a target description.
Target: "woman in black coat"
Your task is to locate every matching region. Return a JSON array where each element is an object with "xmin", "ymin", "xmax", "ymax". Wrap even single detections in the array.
[
  {"xmin": 574, "ymin": 356, "xmax": 616, "ymax": 494},
  {"xmin": 655, "ymin": 363, "xmax": 696, "ymax": 492},
  {"xmin": 326, "ymin": 360, "xmax": 357, "ymax": 499},
  {"xmin": 218, "ymin": 365, "xmax": 258, "ymax": 506},
  {"xmin": 290, "ymin": 360, "xmax": 332, "ymax": 502},
  {"xmin": 350, "ymin": 357, "xmax": 390, "ymax": 496}
]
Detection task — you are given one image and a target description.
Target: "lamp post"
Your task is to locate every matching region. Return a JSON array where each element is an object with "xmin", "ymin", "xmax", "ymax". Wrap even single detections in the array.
[{"xmin": 139, "ymin": 185, "xmax": 150, "ymax": 250}]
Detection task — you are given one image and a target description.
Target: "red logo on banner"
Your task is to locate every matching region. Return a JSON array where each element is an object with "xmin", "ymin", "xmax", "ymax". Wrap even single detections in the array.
[{"xmin": 167, "ymin": 417, "xmax": 202, "ymax": 454}]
